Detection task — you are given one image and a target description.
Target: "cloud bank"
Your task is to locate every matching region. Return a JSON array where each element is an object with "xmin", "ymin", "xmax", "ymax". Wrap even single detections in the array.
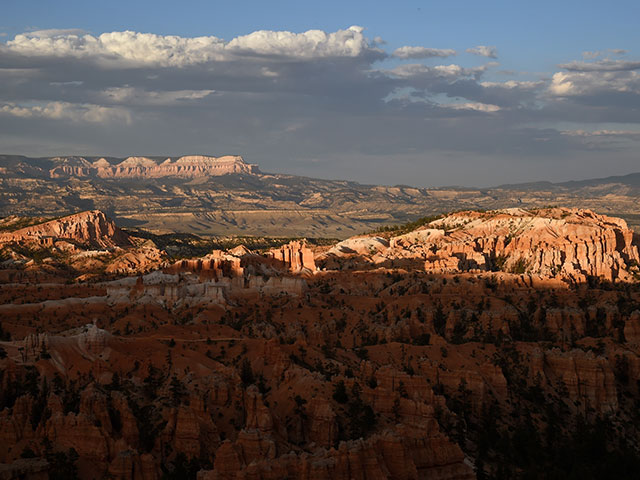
[
  {"xmin": 0, "ymin": 26, "xmax": 639, "ymax": 186},
  {"xmin": 5, "ymin": 26, "xmax": 379, "ymax": 67}
]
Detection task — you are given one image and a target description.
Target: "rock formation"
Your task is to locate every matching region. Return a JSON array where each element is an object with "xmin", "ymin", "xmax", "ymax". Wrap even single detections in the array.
[
  {"xmin": 267, "ymin": 240, "xmax": 316, "ymax": 273},
  {"xmin": 202, "ymin": 426, "xmax": 473, "ymax": 480},
  {"xmin": 320, "ymin": 208, "xmax": 640, "ymax": 282},
  {"xmin": 48, "ymin": 155, "xmax": 260, "ymax": 179},
  {"xmin": 0, "ymin": 210, "xmax": 131, "ymax": 249},
  {"xmin": 167, "ymin": 250, "xmax": 245, "ymax": 278},
  {"xmin": 1, "ymin": 206, "xmax": 639, "ymax": 479},
  {"xmin": 0, "ymin": 458, "xmax": 49, "ymax": 480}
]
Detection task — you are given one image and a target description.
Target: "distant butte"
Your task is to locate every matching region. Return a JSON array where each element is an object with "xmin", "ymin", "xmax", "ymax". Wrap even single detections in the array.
[{"xmin": 48, "ymin": 154, "xmax": 260, "ymax": 179}]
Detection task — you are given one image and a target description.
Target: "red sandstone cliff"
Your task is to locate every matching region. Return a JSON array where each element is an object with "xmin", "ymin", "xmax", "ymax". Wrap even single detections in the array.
[
  {"xmin": 0, "ymin": 210, "xmax": 132, "ymax": 249},
  {"xmin": 321, "ymin": 208, "xmax": 640, "ymax": 282},
  {"xmin": 268, "ymin": 240, "xmax": 316, "ymax": 273}
]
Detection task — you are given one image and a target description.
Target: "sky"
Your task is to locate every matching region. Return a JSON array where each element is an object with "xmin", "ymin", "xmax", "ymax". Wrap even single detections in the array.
[{"xmin": 1, "ymin": 0, "xmax": 639, "ymax": 187}]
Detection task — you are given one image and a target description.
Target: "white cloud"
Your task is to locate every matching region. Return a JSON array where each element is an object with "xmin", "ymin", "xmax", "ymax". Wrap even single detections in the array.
[
  {"xmin": 226, "ymin": 26, "xmax": 373, "ymax": 58},
  {"xmin": 5, "ymin": 31, "xmax": 226, "ymax": 67},
  {"xmin": 49, "ymin": 80, "xmax": 84, "ymax": 87},
  {"xmin": 0, "ymin": 101, "xmax": 131, "ymax": 123},
  {"xmin": 389, "ymin": 63, "xmax": 493, "ymax": 79},
  {"xmin": 466, "ymin": 45, "xmax": 497, "ymax": 58},
  {"xmin": 548, "ymin": 73, "xmax": 576, "ymax": 95},
  {"xmin": 549, "ymin": 70, "xmax": 640, "ymax": 96},
  {"xmin": 392, "ymin": 46, "xmax": 456, "ymax": 59},
  {"xmin": 480, "ymin": 80, "xmax": 544, "ymax": 90},
  {"xmin": 3, "ymin": 26, "xmax": 379, "ymax": 68},
  {"xmin": 442, "ymin": 101, "xmax": 500, "ymax": 112},
  {"xmin": 101, "ymin": 86, "xmax": 215, "ymax": 105},
  {"xmin": 562, "ymin": 129, "xmax": 640, "ymax": 138}
]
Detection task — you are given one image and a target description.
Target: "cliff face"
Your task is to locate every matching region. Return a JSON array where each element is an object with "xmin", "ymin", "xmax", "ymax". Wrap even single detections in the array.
[
  {"xmin": 167, "ymin": 250, "xmax": 245, "ymax": 278},
  {"xmin": 418, "ymin": 208, "xmax": 640, "ymax": 281},
  {"xmin": 267, "ymin": 240, "xmax": 316, "ymax": 273},
  {"xmin": 48, "ymin": 155, "xmax": 260, "ymax": 179},
  {"xmin": 321, "ymin": 208, "xmax": 640, "ymax": 282},
  {"xmin": 0, "ymin": 210, "xmax": 132, "ymax": 249}
]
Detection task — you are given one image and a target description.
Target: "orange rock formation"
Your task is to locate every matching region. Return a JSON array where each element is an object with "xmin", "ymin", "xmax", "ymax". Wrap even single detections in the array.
[{"xmin": 0, "ymin": 207, "xmax": 639, "ymax": 479}]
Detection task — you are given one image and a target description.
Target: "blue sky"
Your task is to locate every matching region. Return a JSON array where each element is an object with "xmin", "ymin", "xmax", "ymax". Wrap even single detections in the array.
[{"xmin": 1, "ymin": 0, "xmax": 639, "ymax": 186}]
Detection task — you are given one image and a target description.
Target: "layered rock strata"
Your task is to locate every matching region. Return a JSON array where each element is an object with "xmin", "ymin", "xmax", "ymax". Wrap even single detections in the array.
[{"xmin": 48, "ymin": 155, "xmax": 259, "ymax": 179}]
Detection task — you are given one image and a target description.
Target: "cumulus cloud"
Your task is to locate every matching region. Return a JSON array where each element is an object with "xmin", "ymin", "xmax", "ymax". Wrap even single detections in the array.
[
  {"xmin": 549, "ymin": 70, "xmax": 640, "ymax": 96},
  {"xmin": 392, "ymin": 46, "xmax": 456, "ymax": 59},
  {"xmin": 546, "ymin": 54, "xmax": 640, "ymax": 108},
  {"xmin": 3, "ymin": 26, "xmax": 380, "ymax": 68},
  {"xmin": 0, "ymin": 101, "xmax": 131, "ymax": 124},
  {"xmin": 226, "ymin": 26, "xmax": 375, "ymax": 58},
  {"xmin": 466, "ymin": 45, "xmax": 497, "ymax": 58}
]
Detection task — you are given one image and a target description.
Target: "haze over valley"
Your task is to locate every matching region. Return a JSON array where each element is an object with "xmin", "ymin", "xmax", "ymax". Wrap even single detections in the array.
[{"xmin": 1, "ymin": 154, "xmax": 639, "ymax": 238}]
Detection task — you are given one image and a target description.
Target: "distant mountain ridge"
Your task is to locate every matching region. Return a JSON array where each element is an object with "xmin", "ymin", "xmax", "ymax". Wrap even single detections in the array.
[
  {"xmin": 0, "ymin": 154, "xmax": 260, "ymax": 179},
  {"xmin": 2, "ymin": 153, "xmax": 638, "ymax": 188},
  {"xmin": 495, "ymin": 172, "xmax": 640, "ymax": 190},
  {"xmin": 0, "ymin": 154, "xmax": 638, "ymax": 237}
]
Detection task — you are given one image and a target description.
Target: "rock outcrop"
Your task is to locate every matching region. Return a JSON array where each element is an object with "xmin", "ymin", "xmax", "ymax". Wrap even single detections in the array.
[
  {"xmin": 268, "ymin": 241, "xmax": 316, "ymax": 273},
  {"xmin": 48, "ymin": 155, "xmax": 260, "ymax": 179},
  {"xmin": 321, "ymin": 208, "xmax": 640, "ymax": 282},
  {"xmin": 0, "ymin": 210, "xmax": 131, "ymax": 249},
  {"xmin": 202, "ymin": 426, "xmax": 473, "ymax": 480},
  {"xmin": 167, "ymin": 250, "xmax": 245, "ymax": 278},
  {"xmin": 105, "ymin": 246, "xmax": 165, "ymax": 275}
]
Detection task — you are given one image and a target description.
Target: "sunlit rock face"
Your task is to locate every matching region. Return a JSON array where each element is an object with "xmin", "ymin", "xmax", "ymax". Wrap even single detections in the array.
[
  {"xmin": 48, "ymin": 155, "xmax": 260, "ymax": 179},
  {"xmin": 267, "ymin": 240, "xmax": 317, "ymax": 273},
  {"xmin": 320, "ymin": 208, "xmax": 640, "ymax": 283},
  {"xmin": 0, "ymin": 210, "xmax": 132, "ymax": 249}
]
